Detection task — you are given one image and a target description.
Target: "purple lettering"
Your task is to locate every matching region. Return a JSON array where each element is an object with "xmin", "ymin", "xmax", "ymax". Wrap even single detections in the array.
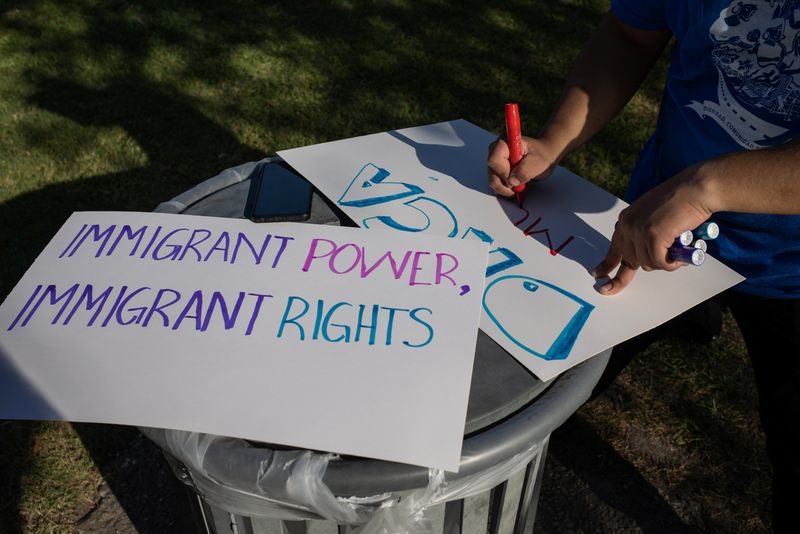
[
  {"xmin": 245, "ymin": 292, "xmax": 274, "ymax": 336},
  {"xmin": 271, "ymin": 235, "xmax": 294, "ymax": 268},
  {"xmin": 63, "ymin": 284, "xmax": 115, "ymax": 326},
  {"xmin": 102, "ymin": 285, "xmax": 131, "ymax": 327},
  {"xmin": 18, "ymin": 284, "xmax": 80, "ymax": 327},
  {"xmin": 172, "ymin": 290, "xmax": 203, "ymax": 331},
  {"xmin": 201, "ymin": 291, "xmax": 246, "ymax": 332},
  {"xmin": 151, "ymin": 228, "xmax": 190, "ymax": 261},
  {"xmin": 232, "ymin": 232, "xmax": 270, "ymax": 265},
  {"xmin": 141, "ymin": 288, "xmax": 182, "ymax": 327},
  {"xmin": 64, "ymin": 224, "xmax": 117, "ymax": 258},
  {"xmin": 178, "ymin": 229, "xmax": 212, "ymax": 261},
  {"xmin": 106, "ymin": 225, "xmax": 148, "ymax": 257},
  {"xmin": 7, "ymin": 285, "xmax": 43, "ymax": 331},
  {"xmin": 114, "ymin": 287, "xmax": 151, "ymax": 325},
  {"xmin": 139, "ymin": 226, "xmax": 163, "ymax": 259},
  {"xmin": 59, "ymin": 223, "xmax": 88, "ymax": 258},
  {"xmin": 204, "ymin": 232, "xmax": 230, "ymax": 262}
]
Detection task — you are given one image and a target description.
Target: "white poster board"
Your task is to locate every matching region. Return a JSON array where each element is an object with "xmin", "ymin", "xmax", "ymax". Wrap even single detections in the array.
[
  {"xmin": 0, "ymin": 211, "xmax": 489, "ymax": 471},
  {"xmin": 278, "ymin": 120, "xmax": 745, "ymax": 380}
]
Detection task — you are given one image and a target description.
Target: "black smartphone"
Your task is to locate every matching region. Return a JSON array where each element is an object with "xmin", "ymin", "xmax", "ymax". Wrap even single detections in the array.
[{"xmin": 244, "ymin": 162, "xmax": 313, "ymax": 223}]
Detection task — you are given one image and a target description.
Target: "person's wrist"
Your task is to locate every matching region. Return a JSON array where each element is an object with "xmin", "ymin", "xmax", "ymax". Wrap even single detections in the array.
[
  {"xmin": 679, "ymin": 160, "xmax": 721, "ymax": 217},
  {"xmin": 536, "ymin": 124, "xmax": 576, "ymax": 165}
]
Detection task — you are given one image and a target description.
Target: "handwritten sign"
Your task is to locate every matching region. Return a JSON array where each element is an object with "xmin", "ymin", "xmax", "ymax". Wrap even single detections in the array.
[
  {"xmin": 0, "ymin": 211, "xmax": 489, "ymax": 471},
  {"xmin": 278, "ymin": 120, "xmax": 745, "ymax": 380}
]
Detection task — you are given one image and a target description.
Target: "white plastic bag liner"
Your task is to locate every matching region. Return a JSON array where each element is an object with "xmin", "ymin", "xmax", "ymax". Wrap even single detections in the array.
[{"xmin": 142, "ymin": 427, "xmax": 546, "ymax": 534}]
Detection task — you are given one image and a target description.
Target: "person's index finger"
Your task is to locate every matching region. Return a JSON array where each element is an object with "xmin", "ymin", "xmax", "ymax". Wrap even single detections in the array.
[{"xmin": 488, "ymin": 143, "xmax": 510, "ymax": 170}]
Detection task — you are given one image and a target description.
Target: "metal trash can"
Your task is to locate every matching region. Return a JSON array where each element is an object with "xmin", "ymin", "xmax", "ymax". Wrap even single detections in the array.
[{"xmin": 142, "ymin": 159, "xmax": 610, "ymax": 534}]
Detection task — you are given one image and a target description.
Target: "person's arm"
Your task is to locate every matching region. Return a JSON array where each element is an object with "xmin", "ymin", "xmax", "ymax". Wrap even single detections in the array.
[
  {"xmin": 488, "ymin": 12, "xmax": 671, "ymax": 196},
  {"xmin": 593, "ymin": 140, "xmax": 800, "ymax": 295}
]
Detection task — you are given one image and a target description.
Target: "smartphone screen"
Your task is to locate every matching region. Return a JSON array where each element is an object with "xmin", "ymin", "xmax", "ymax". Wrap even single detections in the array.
[{"xmin": 244, "ymin": 162, "xmax": 313, "ymax": 223}]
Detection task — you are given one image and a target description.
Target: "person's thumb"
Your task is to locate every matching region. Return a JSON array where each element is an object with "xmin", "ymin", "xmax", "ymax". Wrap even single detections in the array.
[{"xmin": 508, "ymin": 152, "xmax": 551, "ymax": 187}]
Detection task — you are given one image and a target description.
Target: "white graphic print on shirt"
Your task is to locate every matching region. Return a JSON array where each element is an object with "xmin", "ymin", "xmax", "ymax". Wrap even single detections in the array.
[{"xmin": 686, "ymin": 0, "xmax": 799, "ymax": 149}]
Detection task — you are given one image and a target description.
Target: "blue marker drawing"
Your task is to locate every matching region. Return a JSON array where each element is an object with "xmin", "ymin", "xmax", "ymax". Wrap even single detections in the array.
[
  {"xmin": 482, "ymin": 275, "xmax": 594, "ymax": 361},
  {"xmin": 486, "ymin": 248, "xmax": 523, "ymax": 277},
  {"xmin": 339, "ymin": 163, "xmax": 424, "ymax": 207},
  {"xmin": 363, "ymin": 196, "xmax": 458, "ymax": 238},
  {"xmin": 461, "ymin": 227, "xmax": 523, "ymax": 277}
]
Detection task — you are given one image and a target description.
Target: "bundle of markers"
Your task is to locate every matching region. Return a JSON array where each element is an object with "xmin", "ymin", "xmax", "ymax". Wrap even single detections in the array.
[{"xmin": 669, "ymin": 222, "xmax": 719, "ymax": 266}]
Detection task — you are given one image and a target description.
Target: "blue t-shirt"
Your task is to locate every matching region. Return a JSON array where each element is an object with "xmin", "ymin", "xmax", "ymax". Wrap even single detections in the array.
[{"xmin": 611, "ymin": 0, "xmax": 800, "ymax": 298}]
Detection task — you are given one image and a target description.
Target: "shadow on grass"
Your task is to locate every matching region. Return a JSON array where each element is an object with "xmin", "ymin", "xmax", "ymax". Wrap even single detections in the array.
[
  {"xmin": 0, "ymin": 79, "xmax": 262, "ymax": 531},
  {"xmin": 539, "ymin": 413, "xmax": 700, "ymax": 533},
  {"xmin": 0, "ymin": 422, "xmax": 38, "ymax": 534}
]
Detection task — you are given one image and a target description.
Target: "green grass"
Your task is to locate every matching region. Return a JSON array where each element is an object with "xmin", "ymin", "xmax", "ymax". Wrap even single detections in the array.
[{"xmin": 0, "ymin": 0, "xmax": 769, "ymax": 531}]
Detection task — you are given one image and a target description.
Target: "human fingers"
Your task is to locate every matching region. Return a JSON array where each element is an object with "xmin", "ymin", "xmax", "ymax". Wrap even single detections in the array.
[
  {"xmin": 489, "ymin": 170, "xmax": 515, "ymax": 197},
  {"xmin": 507, "ymin": 144, "xmax": 555, "ymax": 188},
  {"xmin": 598, "ymin": 260, "xmax": 639, "ymax": 296},
  {"xmin": 487, "ymin": 138, "xmax": 511, "ymax": 182},
  {"xmin": 487, "ymin": 137, "xmax": 517, "ymax": 196},
  {"xmin": 591, "ymin": 246, "xmax": 623, "ymax": 279}
]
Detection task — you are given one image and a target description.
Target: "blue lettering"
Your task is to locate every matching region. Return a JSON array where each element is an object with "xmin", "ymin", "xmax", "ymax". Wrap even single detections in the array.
[
  {"xmin": 322, "ymin": 302, "xmax": 353, "ymax": 342},
  {"xmin": 403, "ymin": 307, "xmax": 434, "ymax": 348},
  {"xmin": 278, "ymin": 296, "xmax": 309, "ymax": 340},
  {"xmin": 355, "ymin": 304, "xmax": 379, "ymax": 345}
]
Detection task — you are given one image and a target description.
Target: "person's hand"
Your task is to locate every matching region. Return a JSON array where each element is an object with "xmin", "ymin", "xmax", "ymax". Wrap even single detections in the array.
[
  {"xmin": 488, "ymin": 136, "xmax": 559, "ymax": 197},
  {"xmin": 592, "ymin": 166, "xmax": 714, "ymax": 295}
]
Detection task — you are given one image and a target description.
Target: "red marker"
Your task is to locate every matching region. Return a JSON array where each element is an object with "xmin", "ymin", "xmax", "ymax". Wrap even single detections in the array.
[{"xmin": 504, "ymin": 103, "xmax": 525, "ymax": 207}]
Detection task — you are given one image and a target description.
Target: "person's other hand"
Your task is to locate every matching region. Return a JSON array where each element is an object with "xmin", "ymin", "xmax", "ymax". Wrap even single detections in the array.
[
  {"xmin": 488, "ymin": 136, "xmax": 559, "ymax": 197},
  {"xmin": 592, "ymin": 166, "xmax": 714, "ymax": 295}
]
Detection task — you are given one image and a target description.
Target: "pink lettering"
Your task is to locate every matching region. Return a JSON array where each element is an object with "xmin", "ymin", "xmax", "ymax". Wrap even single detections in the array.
[
  {"xmin": 435, "ymin": 253, "xmax": 458, "ymax": 286},
  {"xmin": 409, "ymin": 251, "xmax": 431, "ymax": 286}
]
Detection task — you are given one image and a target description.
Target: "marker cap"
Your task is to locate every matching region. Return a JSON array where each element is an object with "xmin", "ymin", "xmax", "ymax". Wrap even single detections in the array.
[
  {"xmin": 669, "ymin": 244, "xmax": 705, "ymax": 266},
  {"xmin": 677, "ymin": 230, "xmax": 694, "ymax": 246},
  {"xmin": 694, "ymin": 222, "xmax": 719, "ymax": 240}
]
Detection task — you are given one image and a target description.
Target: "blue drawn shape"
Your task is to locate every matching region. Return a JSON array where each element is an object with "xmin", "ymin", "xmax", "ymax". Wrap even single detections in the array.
[
  {"xmin": 362, "ymin": 196, "xmax": 458, "ymax": 237},
  {"xmin": 338, "ymin": 163, "xmax": 424, "ymax": 207},
  {"xmin": 486, "ymin": 248, "xmax": 523, "ymax": 277},
  {"xmin": 461, "ymin": 227, "xmax": 523, "ymax": 277},
  {"xmin": 483, "ymin": 275, "xmax": 594, "ymax": 361}
]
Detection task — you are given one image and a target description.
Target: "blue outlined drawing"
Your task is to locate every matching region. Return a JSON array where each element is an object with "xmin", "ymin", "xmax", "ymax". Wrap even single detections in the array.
[
  {"xmin": 486, "ymin": 248, "xmax": 524, "ymax": 277},
  {"xmin": 339, "ymin": 163, "xmax": 424, "ymax": 207},
  {"xmin": 482, "ymin": 275, "xmax": 594, "ymax": 361},
  {"xmin": 363, "ymin": 196, "xmax": 458, "ymax": 237},
  {"xmin": 461, "ymin": 227, "xmax": 523, "ymax": 277}
]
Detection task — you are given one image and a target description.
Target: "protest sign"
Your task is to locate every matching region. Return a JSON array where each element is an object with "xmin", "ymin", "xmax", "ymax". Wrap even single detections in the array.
[
  {"xmin": 278, "ymin": 120, "xmax": 745, "ymax": 380},
  {"xmin": 0, "ymin": 211, "xmax": 489, "ymax": 471}
]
